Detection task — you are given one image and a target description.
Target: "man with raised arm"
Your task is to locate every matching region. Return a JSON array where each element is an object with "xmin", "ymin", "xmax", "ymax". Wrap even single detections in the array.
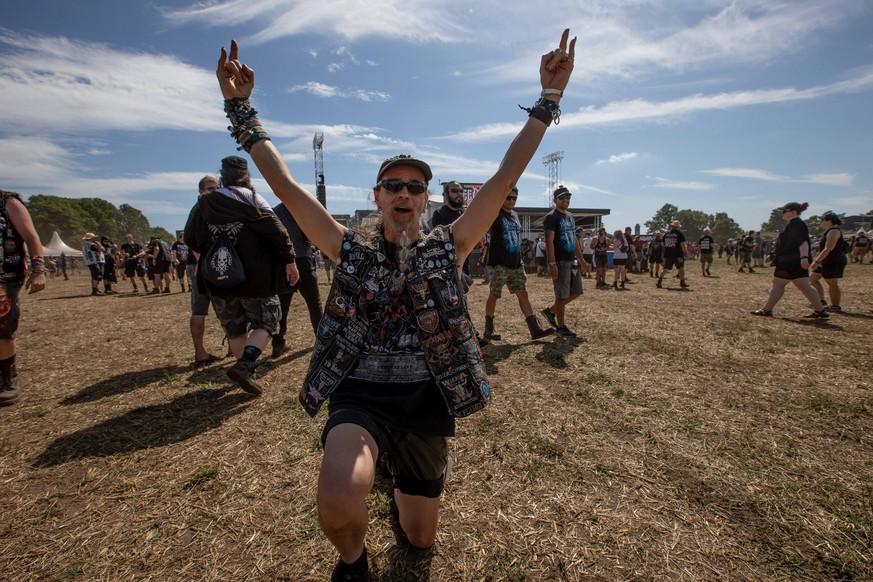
[{"xmin": 215, "ymin": 29, "xmax": 575, "ymax": 580}]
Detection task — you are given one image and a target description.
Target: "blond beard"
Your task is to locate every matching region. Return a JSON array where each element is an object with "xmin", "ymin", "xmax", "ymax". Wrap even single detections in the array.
[{"xmin": 383, "ymin": 208, "xmax": 422, "ymax": 239}]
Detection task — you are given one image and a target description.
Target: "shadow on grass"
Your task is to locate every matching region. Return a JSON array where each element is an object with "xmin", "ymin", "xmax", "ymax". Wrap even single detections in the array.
[
  {"xmin": 33, "ymin": 388, "xmax": 252, "ymax": 467},
  {"xmin": 535, "ymin": 336, "xmax": 583, "ymax": 369},
  {"xmin": 60, "ymin": 364, "xmax": 202, "ymax": 405}
]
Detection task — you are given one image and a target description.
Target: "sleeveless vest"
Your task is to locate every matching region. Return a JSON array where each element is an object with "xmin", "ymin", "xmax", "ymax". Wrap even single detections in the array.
[{"xmin": 300, "ymin": 226, "xmax": 490, "ymax": 418}]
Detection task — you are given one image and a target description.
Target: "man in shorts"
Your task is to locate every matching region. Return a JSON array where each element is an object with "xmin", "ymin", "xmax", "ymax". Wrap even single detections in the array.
[
  {"xmin": 81, "ymin": 233, "xmax": 106, "ymax": 296},
  {"xmin": 184, "ymin": 157, "xmax": 298, "ymax": 394},
  {"xmin": 482, "ymin": 186, "xmax": 553, "ymax": 341},
  {"xmin": 541, "ymin": 185, "xmax": 588, "ymax": 337},
  {"xmin": 148, "ymin": 236, "xmax": 173, "ymax": 294},
  {"xmin": 187, "ymin": 175, "xmax": 222, "ymax": 366},
  {"xmin": 0, "ymin": 190, "xmax": 46, "ymax": 405},
  {"xmin": 657, "ymin": 219, "xmax": 689, "ymax": 290},
  {"xmin": 698, "ymin": 227, "xmax": 715, "ymax": 276}
]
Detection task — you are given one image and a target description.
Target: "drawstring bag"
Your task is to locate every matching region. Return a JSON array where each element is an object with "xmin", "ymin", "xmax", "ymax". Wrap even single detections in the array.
[{"xmin": 202, "ymin": 228, "xmax": 246, "ymax": 289}]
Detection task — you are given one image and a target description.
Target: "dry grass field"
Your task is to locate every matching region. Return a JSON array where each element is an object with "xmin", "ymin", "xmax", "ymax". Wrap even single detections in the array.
[{"xmin": 1, "ymin": 260, "xmax": 871, "ymax": 581}]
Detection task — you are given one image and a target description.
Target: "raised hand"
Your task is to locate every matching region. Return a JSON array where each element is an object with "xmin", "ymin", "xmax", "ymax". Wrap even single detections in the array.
[
  {"xmin": 217, "ymin": 39, "xmax": 255, "ymax": 100},
  {"xmin": 540, "ymin": 29, "xmax": 576, "ymax": 93}
]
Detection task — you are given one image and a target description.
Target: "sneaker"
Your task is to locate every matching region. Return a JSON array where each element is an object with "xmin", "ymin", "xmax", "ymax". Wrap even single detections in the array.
[
  {"xmin": 826, "ymin": 305, "xmax": 842, "ymax": 313},
  {"xmin": 750, "ymin": 308, "xmax": 773, "ymax": 317},
  {"xmin": 163, "ymin": 287, "xmax": 171, "ymax": 294},
  {"xmin": 91, "ymin": 289, "xmax": 105, "ymax": 296},
  {"xmin": 227, "ymin": 359, "xmax": 263, "ymax": 395},
  {"xmin": 541, "ymin": 307, "xmax": 557, "ymax": 328},
  {"xmin": 555, "ymin": 326, "xmax": 577, "ymax": 338},
  {"xmin": 270, "ymin": 338, "xmax": 288, "ymax": 359},
  {"xmin": 804, "ymin": 310, "xmax": 830, "ymax": 319},
  {"xmin": 331, "ymin": 547, "xmax": 368, "ymax": 582},
  {"xmin": 148, "ymin": 289, "xmax": 161, "ymax": 295}
]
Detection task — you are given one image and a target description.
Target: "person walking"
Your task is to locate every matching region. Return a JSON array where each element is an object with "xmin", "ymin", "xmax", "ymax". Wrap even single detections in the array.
[
  {"xmin": 610, "ymin": 230, "xmax": 629, "ymax": 289},
  {"xmin": 184, "ymin": 156, "xmax": 299, "ymax": 393},
  {"xmin": 214, "ymin": 29, "xmax": 575, "ymax": 580},
  {"xmin": 0, "ymin": 190, "xmax": 46, "ymax": 405},
  {"xmin": 656, "ymin": 220, "xmax": 689, "ymax": 290},
  {"xmin": 81, "ymin": 233, "xmax": 105, "ymax": 296},
  {"xmin": 187, "ymin": 175, "xmax": 222, "ymax": 367},
  {"xmin": 698, "ymin": 228, "xmax": 714, "ymax": 276},
  {"xmin": 751, "ymin": 202, "xmax": 828, "ymax": 319},
  {"xmin": 541, "ymin": 185, "xmax": 588, "ymax": 337},
  {"xmin": 809, "ymin": 211, "xmax": 848, "ymax": 313},
  {"xmin": 482, "ymin": 186, "xmax": 554, "ymax": 341},
  {"xmin": 648, "ymin": 232, "xmax": 663, "ymax": 278},
  {"xmin": 120, "ymin": 234, "xmax": 150, "ymax": 293}
]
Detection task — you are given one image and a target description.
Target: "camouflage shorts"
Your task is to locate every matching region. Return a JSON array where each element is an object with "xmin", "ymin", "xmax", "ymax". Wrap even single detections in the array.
[
  {"xmin": 210, "ymin": 294, "xmax": 281, "ymax": 338},
  {"xmin": 488, "ymin": 265, "xmax": 527, "ymax": 298}
]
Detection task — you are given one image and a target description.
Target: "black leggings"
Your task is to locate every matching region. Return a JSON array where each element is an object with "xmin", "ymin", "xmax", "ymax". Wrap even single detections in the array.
[{"xmin": 278, "ymin": 268, "xmax": 323, "ymax": 337}]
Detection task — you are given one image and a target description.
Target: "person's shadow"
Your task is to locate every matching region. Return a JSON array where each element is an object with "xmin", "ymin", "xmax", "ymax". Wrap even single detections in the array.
[
  {"xmin": 60, "ymin": 364, "xmax": 224, "ymax": 405},
  {"xmin": 33, "ymin": 388, "xmax": 251, "ymax": 468}
]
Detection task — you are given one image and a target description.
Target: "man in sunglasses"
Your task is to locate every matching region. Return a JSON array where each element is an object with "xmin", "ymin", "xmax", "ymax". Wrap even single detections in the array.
[
  {"xmin": 541, "ymin": 185, "xmax": 589, "ymax": 338},
  {"xmin": 215, "ymin": 28, "xmax": 576, "ymax": 580},
  {"xmin": 483, "ymin": 186, "xmax": 554, "ymax": 341},
  {"xmin": 430, "ymin": 181, "xmax": 474, "ymax": 288}
]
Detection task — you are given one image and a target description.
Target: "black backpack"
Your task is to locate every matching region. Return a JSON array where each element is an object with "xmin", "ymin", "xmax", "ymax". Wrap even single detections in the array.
[{"xmin": 201, "ymin": 229, "xmax": 246, "ymax": 289}]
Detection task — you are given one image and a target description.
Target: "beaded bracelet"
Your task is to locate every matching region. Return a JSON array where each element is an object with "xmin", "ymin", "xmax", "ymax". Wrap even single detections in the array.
[
  {"xmin": 30, "ymin": 258, "xmax": 45, "ymax": 275},
  {"xmin": 224, "ymin": 98, "xmax": 271, "ymax": 152}
]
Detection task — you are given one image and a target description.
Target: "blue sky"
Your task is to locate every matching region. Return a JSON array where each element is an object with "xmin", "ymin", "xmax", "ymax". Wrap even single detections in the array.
[{"xmin": 2, "ymin": 0, "xmax": 872, "ymax": 237}]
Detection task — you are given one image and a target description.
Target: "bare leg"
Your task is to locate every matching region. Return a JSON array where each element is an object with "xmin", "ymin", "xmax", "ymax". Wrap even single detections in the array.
[
  {"xmin": 762, "ymin": 277, "xmax": 790, "ymax": 310},
  {"xmin": 394, "ymin": 491, "xmax": 440, "ymax": 549}
]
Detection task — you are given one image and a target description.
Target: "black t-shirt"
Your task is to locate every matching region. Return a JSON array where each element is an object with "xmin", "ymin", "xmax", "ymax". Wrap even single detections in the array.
[
  {"xmin": 430, "ymin": 205, "xmax": 463, "ymax": 229},
  {"xmin": 543, "ymin": 209, "xmax": 577, "ymax": 262},
  {"xmin": 698, "ymin": 235, "xmax": 714, "ymax": 253},
  {"xmin": 120, "ymin": 242, "xmax": 142, "ymax": 263},
  {"xmin": 487, "ymin": 209, "xmax": 523, "ymax": 267},
  {"xmin": 776, "ymin": 218, "xmax": 809, "ymax": 259},
  {"xmin": 172, "ymin": 241, "xmax": 190, "ymax": 264},
  {"xmin": 663, "ymin": 228, "xmax": 686, "ymax": 258}
]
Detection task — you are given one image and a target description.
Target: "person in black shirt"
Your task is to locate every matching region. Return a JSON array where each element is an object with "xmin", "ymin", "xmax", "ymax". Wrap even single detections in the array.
[
  {"xmin": 751, "ymin": 202, "xmax": 828, "ymax": 318},
  {"xmin": 698, "ymin": 228, "xmax": 715, "ymax": 276},
  {"xmin": 656, "ymin": 220, "xmax": 689, "ymax": 289},
  {"xmin": 809, "ymin": 211, "xmax": 848, "ymax": 313},
  {"xmin": 542, "ymin": 186, "xmax": 588, "ymax": 337},
  {"xmin": 120, "ymin": 234, "xmax": 149, "ymax": 293},
  {"xmin": 482, "ymin": 186, "xmax": 553, "ymax": 341},
  {"xmin": 430, "ymin": 181, "xmax": 473, "ymax": 287},
  {"xmin": 738, "ymin": 230, "xmax": 755, "ymax": 273}
]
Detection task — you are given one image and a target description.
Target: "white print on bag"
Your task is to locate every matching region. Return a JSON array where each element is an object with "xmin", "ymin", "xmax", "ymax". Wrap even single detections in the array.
[{"xmin": 207, "ymin": 223, "xmax": 243, "ymax": 282}]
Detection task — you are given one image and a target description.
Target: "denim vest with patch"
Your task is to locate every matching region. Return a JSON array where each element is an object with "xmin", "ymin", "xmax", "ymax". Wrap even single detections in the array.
[{"xmin": 299, "ymin": 227, "xmax": 490, "ymax": 418}]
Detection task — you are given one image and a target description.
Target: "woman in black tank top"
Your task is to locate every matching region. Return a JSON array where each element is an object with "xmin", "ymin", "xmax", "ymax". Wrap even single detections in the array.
[{"xmin": 809, "ymin": 212, "xmax": 848, "ymax": 313}]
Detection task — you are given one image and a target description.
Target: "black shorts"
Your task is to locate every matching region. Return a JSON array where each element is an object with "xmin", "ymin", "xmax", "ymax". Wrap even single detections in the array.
[
  {"xmin": 322, "ymin": 409, "xmax": 448, "ymax": 498},
  {"xmin": 663, "ymin": 256, "xmax": 684, "ymax": 270},
  {"xmin": 153, "ymin": 260, "xmax": 171, "ymax": 275},
  {"xmin": 648, "ymin": 255, "xmax": 662, "ymax": 264},
  {"xmin": 773, "ymin": 257, "xmax": 808, "ymax": 280},
  {"xmin": 0, "ymin": 282, "xmax": 22, "ymax": 340},
  {"xmin": 613, "ymin": 258, "xmax": 627, "ymax": 266},
  {"xmin": 87, "ymin": 264, "xmax": 104, "ymax": 282},
  {"xmin": 814, "ymin": 262, "xmax": 846, "ymax": 279}
]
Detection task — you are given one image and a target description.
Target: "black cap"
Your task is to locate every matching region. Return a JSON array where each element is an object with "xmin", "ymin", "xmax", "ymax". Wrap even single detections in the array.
[
  {"xmin": 376, "ymin": 154, "xmax": 432, "ymax": 183},
  {"xmin": 221, "ymin": 156, "xmax": 248, "ymax": 172},
  {"xmin": 553, "ymin": 185, "xmax": 571, "ymax": 199}
]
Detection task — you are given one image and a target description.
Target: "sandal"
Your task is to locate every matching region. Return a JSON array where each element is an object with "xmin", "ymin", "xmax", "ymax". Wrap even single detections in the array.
[{"xmin": 750, "ymin": 308, "xmax": 773, "ymax": 317}]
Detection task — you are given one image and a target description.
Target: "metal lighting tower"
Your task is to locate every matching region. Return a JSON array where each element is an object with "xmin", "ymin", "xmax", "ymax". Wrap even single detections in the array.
[
  {"xmin": 313, "ymin": 132, "xmax": 326, "ymax": 207},
  {"xmin": 543, "ymin": 150, "xmax": 564, "ymax": 204}
]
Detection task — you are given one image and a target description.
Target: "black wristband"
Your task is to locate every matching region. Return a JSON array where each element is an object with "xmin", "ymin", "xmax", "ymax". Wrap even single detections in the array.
[{"xmin": 519, "ymin": 97, "xmax": 561, "ymax": 126}]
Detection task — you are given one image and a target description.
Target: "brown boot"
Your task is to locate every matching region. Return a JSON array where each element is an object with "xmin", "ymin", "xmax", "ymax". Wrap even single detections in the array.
[
  {"xmin": 526, "ymin": 315, "xmax": 554, "ymax": 340},
  {"xmin": 484, "ymin": 315, "xmax": 502, "ymax": 341}
]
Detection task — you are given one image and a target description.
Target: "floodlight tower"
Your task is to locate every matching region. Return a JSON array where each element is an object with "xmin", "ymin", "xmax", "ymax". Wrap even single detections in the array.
[
  {"xmin": 543, "ymin": 150, "xmax": 564, "ymax": 204},
  {"xmin": 313, "ymin": 132, "xmax": 326, "ymax": 208}
]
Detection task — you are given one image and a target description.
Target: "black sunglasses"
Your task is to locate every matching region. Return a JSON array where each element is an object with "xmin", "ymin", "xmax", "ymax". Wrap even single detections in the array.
[
  {"xmin": 377, "ymin": 179, "xmax": 428, "ymax": 195},
  {"xmin": 556, "ymin": 194, "xmax": 572, "ymax": 200},
  {"xmin": 506, "ymin": 195, "xmax": 518, "ymax": 201},
  {"xmin": 448, "ymin": 188, "xmax": 464, "ymax": 194}
]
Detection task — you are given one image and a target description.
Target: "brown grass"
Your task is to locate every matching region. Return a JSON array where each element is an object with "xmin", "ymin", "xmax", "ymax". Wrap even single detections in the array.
[{"xmin": 1, "ymin": 262, "xmax": 871, "ymax": 581}]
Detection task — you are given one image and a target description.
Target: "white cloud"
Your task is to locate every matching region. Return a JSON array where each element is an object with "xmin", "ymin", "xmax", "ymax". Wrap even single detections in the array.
[
  {"xmin": 596, "ymin": 152, "xmax": 638, "ymax": 165},
  {"xmin": 0, "ymin": 29, "xmax": 221, "ymax": 134},
  {"xmin": 702, "ymin": 168, "xmax": 855, "ymax": 186},
  {"xmin": 288, "ymin": 82, "xmax": 389, "ymax": 102},
  {"xmin": 651, "ymin": 177, "xmax": 715, "ymax": 191},
  {"xmin": 800, "ymin": 173, "xmax": 855, "ymax": 187}
]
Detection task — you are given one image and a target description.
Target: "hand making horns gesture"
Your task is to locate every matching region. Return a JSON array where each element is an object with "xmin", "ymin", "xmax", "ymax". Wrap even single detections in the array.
[
  {"xmin": 217, "ymin": 40, "xmax": 253, "ymax": 101},
  {"xmin": 541, "ymin": 29, "xmax": 576, "ymax": 93}
]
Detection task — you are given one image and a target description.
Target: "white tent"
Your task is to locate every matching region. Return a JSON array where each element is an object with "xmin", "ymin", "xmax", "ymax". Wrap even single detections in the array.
[{"xmin": 42, "ymin": 231, "xmax": 83, "ymax": 256}]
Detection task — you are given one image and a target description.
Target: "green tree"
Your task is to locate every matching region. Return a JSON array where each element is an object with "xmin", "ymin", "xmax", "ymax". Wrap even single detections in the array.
[
  {"xmin": 644, "ymin": 203, "xmax": 679, "ymax": 234},
  {"xmin": 674, "ymin": 209, "xmax": 710, "ymax": 241},
  {"xmin": 760, "ymin": 208, "xmax": 787, "ymax": 237},
  {"xmin": 77, "ymin": 198, "xmax": 122, "ymax": 240},
  {"xmin": 150, "ymin": 227, "xmax": 175, "ymax": 241},
  {"xmin": 118, "ymin": 204, "xmax": 152, "ymax": 241},
  {"xmin": 709, "ymin": 212, "xmax": 742, "ymax": 244},
  {"xmin": 25, "ymin": 195, "xmax": 90, "ymax": 243}
]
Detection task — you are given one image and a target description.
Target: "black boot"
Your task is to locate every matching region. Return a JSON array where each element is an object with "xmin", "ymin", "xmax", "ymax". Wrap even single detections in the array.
[
  {"xmin": 484, "ymin": 315, "xmax": 501, "ymax": 341},
  {"xmin": 526, "ymin": 315, "xmax": 554, "ymax": 339},
  {"xmin": 0, "ymin": 357, "xmax": 21, "ymax": 406}
]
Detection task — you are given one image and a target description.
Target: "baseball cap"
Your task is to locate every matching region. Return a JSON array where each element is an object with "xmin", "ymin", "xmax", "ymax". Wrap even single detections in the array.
[{"xmin": 376, "ymin": 154, "xmax": 433, "ymax": 183}]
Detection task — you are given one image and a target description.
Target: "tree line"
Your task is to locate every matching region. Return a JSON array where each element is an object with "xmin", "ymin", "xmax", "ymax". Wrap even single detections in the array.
[
  {"xmin": 24, "ymin": 195, "xmax": 174, "ymax": 246},
  {"xmin": 645, "ymin": 203, "xmax": 873, "ymax": 242}
]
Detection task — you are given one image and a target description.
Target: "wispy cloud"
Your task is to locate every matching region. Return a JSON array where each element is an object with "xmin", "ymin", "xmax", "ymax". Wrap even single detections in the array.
[
  {"xmin": 288, "ymin": 82, "xmax": 390, "ymax": 102},
  {"xmin": 702, "ymin": 168, "xmax": 855, "ymax": 186},
  {"xmin": 597, "ymin": 152, "xmax": 638, "ymax": 165},
  {"xmin": 0, "ymin": 29, "xmax": 221, "ymax": 133},
  {"xmin": 651, "ymin": 176, "xmax": 715, "ymax": 191},
  {"xmin": 161, "ymin": 0, "xmax": 470, "ymax": 44}
]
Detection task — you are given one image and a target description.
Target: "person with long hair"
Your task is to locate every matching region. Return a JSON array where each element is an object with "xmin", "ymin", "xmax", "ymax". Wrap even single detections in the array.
[
  {"xmin": 215, "ymin": 30, "xmax": 576, "ymax": 580},
  {"xmin": 610, "ymin": 230, "xmax": 629, "ymax": 289},
  {"xmin": 809, "ymin": 211, "xmax": 848, "ymax": 313},
  {"xmin": 591, "ymin": 228, "xmax": 610, "ymax": 288},
  {"xmin": 751, "ymin": 202, "xmax": 828, "ymax": 318}
]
